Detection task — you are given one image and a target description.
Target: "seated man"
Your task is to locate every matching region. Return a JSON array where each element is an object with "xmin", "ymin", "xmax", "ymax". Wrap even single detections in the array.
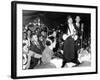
[
  {"xmin": 34, "ymin": 36, "xmax": 57, "ymax": 69},
  {"xmin": 42, "ymin": 36, "xmax": 56, "ymax": 64}
]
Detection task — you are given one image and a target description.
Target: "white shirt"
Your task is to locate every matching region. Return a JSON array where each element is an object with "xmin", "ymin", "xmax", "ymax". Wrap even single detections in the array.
[{"xmin": 68, "ymin": 24, "xmax": 76, "ymax": 36}]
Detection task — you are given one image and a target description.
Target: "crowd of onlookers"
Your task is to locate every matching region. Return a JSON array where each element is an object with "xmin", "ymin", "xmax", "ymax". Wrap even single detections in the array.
[{"xmin": 22, "ymin": 16, "xmax": 91, "ymax": 69}]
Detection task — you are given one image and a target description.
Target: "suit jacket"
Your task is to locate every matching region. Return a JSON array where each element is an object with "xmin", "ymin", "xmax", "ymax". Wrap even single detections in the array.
[{"xmin": 74, "ymin": 23, "xmax": 82, "ymax": 38}]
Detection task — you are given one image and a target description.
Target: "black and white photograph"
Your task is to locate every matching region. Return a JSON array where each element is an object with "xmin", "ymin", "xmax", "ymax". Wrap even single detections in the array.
[
  {"xmin": 11, "ymin": 1, "xmax": 97, "ymax": 79},
  {"xmin": 22, "ymin": 10, "xmax": 91, "ymax": 69}
]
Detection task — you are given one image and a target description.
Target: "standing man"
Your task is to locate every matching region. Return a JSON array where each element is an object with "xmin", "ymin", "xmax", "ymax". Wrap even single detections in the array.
[
  {"xmin": 62, "ymin": 16, "xmax": 77, "ymax": 68},
  {"xmin": 74, "ymin": 16, "xmax": 83, "ymax": 64}
]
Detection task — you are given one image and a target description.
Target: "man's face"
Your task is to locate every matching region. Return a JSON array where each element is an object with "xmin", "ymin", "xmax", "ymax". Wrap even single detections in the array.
[
  {"xmin": 75, "ymin": 16, "xmax": 80, "ymax": 23},
  {"xmin": 68, "ymin": 18, "xmax": 73, "ymax": 24},
  {"xmin": 32, "ymin": 35, "xmax": 38, "ymax": 42}
]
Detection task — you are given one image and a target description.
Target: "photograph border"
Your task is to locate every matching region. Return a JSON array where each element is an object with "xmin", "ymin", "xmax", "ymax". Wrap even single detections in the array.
[{"xmin": 11, "ymin": 1, "xmax": 98, "ymax": 79}]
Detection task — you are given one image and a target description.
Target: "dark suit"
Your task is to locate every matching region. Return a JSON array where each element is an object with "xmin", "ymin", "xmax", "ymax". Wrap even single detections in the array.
[
  {"xmin": 62, "ymin": 23, "xmax": 76, "ymax": 67},
  {"xmin": 63, "ymin": 36, "xmax": 75, "ymax": 62},
  {"xmin": 74, "ymin": 23, "xmax": 82, "ymax": 63}
]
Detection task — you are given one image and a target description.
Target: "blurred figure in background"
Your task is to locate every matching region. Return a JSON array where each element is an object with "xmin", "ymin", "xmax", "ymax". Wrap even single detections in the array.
[
  {"xmin": 22, "ymin": 32, "xmax": 30, "ymax": 69},
  {"xmin": 74, "ymin": 16, "xmax": 83, "ymax": 65},
  {"xmin": 42, "ymin": 36, "xmax": 56, "ymax": 64}
]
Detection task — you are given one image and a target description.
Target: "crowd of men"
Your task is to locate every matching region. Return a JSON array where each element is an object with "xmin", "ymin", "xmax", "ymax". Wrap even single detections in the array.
[{"xmin": 22, "ymin": 16, "xmax": 91, "ymax": 69}]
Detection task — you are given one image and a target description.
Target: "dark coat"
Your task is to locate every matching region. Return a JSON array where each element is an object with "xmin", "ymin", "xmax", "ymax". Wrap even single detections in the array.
[
  {"xmin": 63, "ymin": 36, "xmax": 75, "ymax": 62},
  {"xmin": 74, "ymin": 23, "xmax": 82, "ymax": 49},
  {"xmin": 63, "ymin": 23, "xmax": 75, "ymax": 62}
]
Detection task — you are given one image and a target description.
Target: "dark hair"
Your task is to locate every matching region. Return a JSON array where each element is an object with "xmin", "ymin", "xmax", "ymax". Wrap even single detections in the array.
[
  {"xmin": 27, "ymin": 24, "xmax": 34, "ymax": 32},
  {"xmin": 30, "ymin": 33, "xmax": 37, "ymax": 38},
  {"xmin": 67, "ymin": 15, "xmax": 72, "ymax": 20},
  {"xmin": 46, "ymin": 36, "xmax": 55, "ymax": 46},
  {"xmin": 48, "ymin": 31, "xmax": 53, "ymax": 36},
  {"xmin": 46, "ymin": 40, "xmax": 51, "ymax": 46},
  {"xmin": 23, "ymin": 43, "xmax": 26, "ymax": 47},
  {"xmin": 48, "ymin": 36, "xmax": 55, "ymax": 43}
]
